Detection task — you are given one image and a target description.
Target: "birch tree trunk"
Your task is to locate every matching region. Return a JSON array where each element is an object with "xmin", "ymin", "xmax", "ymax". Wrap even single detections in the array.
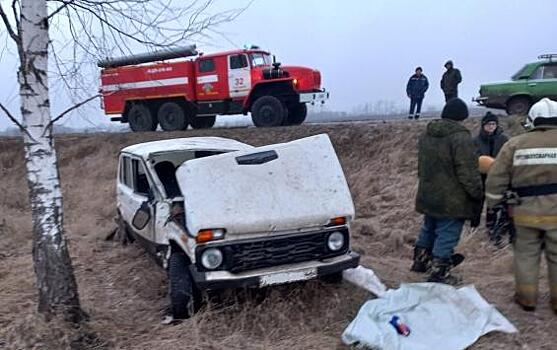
[{"xmin": 19, "ymin": 0, "xmax": 83, "ymax": 322}]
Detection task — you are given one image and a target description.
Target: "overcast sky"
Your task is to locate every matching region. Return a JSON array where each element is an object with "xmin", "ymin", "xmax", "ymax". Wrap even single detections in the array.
[{"xmin": 1, "ymin": 0, "xmax": 557, "ymax": 130}]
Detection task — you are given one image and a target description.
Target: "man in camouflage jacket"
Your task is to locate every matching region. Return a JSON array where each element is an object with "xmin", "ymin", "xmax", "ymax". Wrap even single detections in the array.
[
  {"xmin": 411, "ymin": 98, "xmax": 483, "ymax": 284},
  {"xmin": 486, "ymin": 98, "xmax": 557, "ymax": 313}
]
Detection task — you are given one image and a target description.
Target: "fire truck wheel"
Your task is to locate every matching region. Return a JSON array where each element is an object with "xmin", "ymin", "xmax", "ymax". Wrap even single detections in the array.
[
  {"xmin": 128, "ymin": 104, "xmax": 157, "ymax": 132},
  {"xmin": 190, "ymin": 116, "xmax": 216, "ymax": 129},
  {"xmin": 284, "ymin": 103, "xmax": 307, "ymax": 126},
  {"xmin": 251, "ymin": 96, "xmax": 285, "ymax": 127},
  {"xmin": 158, "ymin": 102, "xmax": 188, "ymax": 131}
]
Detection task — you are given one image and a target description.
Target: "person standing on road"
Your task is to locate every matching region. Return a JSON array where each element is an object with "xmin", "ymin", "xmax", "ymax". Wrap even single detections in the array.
[
  {"xmin": 486, "ymin": 98, "xmax": 557, "ymax": 314},
  {"xmin": 474, "ymin": 112, "xmax": 509, "ymax": 238},
  {"xmin": 441, "ymin": 60, "xmax": 462, "ymax": 102},
  {"xmin": 406, "ymin": 67, "xmax": 429, "ymax": 120},
  {"xmin": 411, "ymin": 98, "xmax": 483, "ymax": 284}
]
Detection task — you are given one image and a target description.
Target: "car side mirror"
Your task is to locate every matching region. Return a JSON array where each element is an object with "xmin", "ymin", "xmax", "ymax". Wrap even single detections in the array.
[{"xmin": 132, "ymin": 201, "xmax": 151, "ymax": 230}]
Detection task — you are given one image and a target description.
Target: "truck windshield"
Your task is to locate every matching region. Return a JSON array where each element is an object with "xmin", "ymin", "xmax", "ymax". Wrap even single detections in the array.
[{"xmin": 250, "ymin": 53, "xmax": 272, "ymax": 67}]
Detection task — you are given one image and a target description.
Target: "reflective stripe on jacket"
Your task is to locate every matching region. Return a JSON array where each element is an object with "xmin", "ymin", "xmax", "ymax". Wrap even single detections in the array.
[{"xmin": 485, "ymin": 125, "xmax": 557, "ymax": 230}]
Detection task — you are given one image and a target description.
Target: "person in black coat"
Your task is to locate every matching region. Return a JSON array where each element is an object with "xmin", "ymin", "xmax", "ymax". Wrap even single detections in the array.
[
  {"xmin": 474, "ymin": 112, "xmax": 509, "ymax": 159},
  {"xmin": 474, "ymin": 112, "xmax": 509, "ymax": 234},
  {"xmin": 441, "ymin": 60, "xmax": 462, "ymax": 101},
  {"xmin": 406, "ymin": 67, "xmax": 429, "ymax": 120}
]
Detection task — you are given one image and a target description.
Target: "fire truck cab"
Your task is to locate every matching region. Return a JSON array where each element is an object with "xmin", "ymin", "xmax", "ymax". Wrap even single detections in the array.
[{"xmin": 99, "ymin": 45, "xmax": 329, "ymax": 131}]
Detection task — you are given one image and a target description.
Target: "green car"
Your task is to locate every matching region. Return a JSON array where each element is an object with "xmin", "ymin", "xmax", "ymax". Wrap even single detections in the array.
[{"xmin": 474, "ymin": 54, "xmax": 557, "ymax": 115}]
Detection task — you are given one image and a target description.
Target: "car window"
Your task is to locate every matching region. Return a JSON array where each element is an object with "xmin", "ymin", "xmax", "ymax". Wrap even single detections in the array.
[
  {"xmin": 122, "ymin": 156, "xmax": 132, "ymax": 188},
  {"xmin": 230, "ymin": 54, "xmax": 248, "ymax": 69},
  {"xmin": 199, "ymin": 59, "xmax": 215, "ymax": 73},
  {"xmin": 530, "ymin": 66, "xmax": 544, "ymax": 80},
  {"xmin": 119, "ymin": 157, "xmax": 125, "ymax": 184},
  {"xmin": 543, "ymin": 65, "xmax": 557, "ymax": 79},
  {"xmin": 154, "ymin": 161, "xmax": 182, "ymax": 198},
  {"xmin": 132, "ymin": 159, "xmax": 150, "ymax": 196}
]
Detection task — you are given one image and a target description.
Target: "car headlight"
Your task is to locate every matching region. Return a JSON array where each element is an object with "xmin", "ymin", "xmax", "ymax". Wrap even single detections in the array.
[
  {"xmin": 200, "ymin": 248, "xmax": 223, "ymax": 270},
  {"xmin": 327, "ymin": 231, "xmax": 345, "ymax": 251}
]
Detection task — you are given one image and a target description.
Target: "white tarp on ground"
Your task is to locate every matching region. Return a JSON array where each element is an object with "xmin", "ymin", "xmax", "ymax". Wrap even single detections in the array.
[
  {"xmin": 342, "ymin": 283, "xmax": 518, "ymax": 350},
  {"xmin": 343, "ymin": 266, "xmax": 388, "ymax": 297}
]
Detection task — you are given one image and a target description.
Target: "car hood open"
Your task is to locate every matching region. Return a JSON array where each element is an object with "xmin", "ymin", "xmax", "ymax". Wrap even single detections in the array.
[{"xmin": 176, "ymin": 134, "xmax": 355, "ymax": 236}]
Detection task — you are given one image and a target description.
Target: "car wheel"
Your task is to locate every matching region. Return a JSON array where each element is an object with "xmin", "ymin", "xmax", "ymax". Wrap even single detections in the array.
[
  {"xmin": 157, "ymin": 102, "xmax": 188, "ymax": 131},
  {"xmin": 190, "ymin": 115, "xmax": 216, "ymax": 129},
  {"xmin": 251, "ymin": 96, "xmax": 285, "ymax": 127},
  {"xmin": 506, "ymin": 97, "xmax": 531, "ymax": 116},
  {"xmin": 127, "ymin": 103, "xmax": 158, "ymax": 132},
  {"xmin": 168, "ymin": 251, "xmax": 200, "ymax": 319},
  {"xmin": 284, "ymin": 103, "xmax": 307, "ymax": 126}
]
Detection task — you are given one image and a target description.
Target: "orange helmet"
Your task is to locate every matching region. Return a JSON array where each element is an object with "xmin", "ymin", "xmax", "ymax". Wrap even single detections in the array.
[{"xmin": 478, "ymin": 155, "xmax": 495, "ymax": 174}]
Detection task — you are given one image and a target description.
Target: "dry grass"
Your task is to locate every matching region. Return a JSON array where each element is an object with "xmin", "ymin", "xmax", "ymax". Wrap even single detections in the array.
[{"xmin": 1, "ymin": 116, "xmax": 556, "ymax": 349}]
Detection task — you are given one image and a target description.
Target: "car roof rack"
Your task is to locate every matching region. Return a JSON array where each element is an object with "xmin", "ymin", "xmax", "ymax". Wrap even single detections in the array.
[{"xmin": 538, "ymin": 54, "xmax": 557, "ymax": 62}]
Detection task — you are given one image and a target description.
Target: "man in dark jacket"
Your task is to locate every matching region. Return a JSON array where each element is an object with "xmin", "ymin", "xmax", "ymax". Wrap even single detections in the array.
[
  {"xmin": 441, "ymin": 60, "xmax": 462, "ymax": 101},
  {"xmin": 474, "ymin": 112, "xmax": 509, "ymax": 238},
  {"xmin": 406, "ymin": 67, "xmax": 429, "ymax": 120},
  {"xmin": 411, "ymin": 98, "xmax": 483, "ymax": 284}
]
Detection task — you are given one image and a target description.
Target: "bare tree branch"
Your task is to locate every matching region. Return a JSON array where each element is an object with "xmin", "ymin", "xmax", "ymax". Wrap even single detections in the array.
[
  {"xmin": 47, "ymin": 93, "xmax": 100, "ymax": 127},
  {"xmin": 0, "ymin": 3, "xmax": 20, "ymax": 44},
  {"xmin": 0, "ymin": 101, "xmax": 35, "ymax": 140},
  {"xmin": 47, "ymin": 0, "xmax": 76, "ymax": 19}
]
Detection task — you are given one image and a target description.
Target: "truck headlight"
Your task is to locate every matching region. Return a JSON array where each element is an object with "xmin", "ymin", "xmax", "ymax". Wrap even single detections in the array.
[
  {"xmin": 327, "ymin": 231, "xmax": 345, "ymax": 251},
  {"xmin": 200, "ymin": 248, "xmax": 223, "ymax": 270}
]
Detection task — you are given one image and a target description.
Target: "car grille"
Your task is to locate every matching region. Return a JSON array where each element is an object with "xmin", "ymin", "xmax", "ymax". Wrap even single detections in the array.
[{"xmin": 196, "ymin": 229, "xmax": 349, "ymax": 273}]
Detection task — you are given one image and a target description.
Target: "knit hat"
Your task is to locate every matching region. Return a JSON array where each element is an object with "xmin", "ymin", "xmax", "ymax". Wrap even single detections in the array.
[
  {"xmin": 441, "ymin": 98, "xmax": 469, "ymax": 121},
  {"xmin": 481, "ymin": 112, "xmax": 498, "ymax": 126},
  {"xmin": 444, "ymin": 60, "xmax": 454, "ymax": 68}
]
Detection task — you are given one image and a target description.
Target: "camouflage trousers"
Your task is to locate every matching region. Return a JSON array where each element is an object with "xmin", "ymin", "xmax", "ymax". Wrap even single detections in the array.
[{"xmin": 514, "ymin": 226, "xmax": 557, "ymax": 311}]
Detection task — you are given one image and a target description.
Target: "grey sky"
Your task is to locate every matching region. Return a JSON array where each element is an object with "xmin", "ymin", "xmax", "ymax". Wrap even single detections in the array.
[{"xmin": 1, "ymin": 0, "xmax": 556, "ymax": 129}]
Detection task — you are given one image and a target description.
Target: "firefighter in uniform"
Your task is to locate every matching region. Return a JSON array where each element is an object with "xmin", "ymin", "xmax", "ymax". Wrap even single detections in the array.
[{"xmin": 486, "ymin": 98, "xmax": 557, "ymax": 313}]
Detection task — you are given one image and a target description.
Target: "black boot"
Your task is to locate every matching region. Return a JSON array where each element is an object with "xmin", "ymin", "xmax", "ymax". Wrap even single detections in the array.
[
  {"xmin": 427, "ymin": 257, "xmax": 460, "ymax": 285},
  {"xmin": 410, "ymin": 246, "xmax": 432, "ymax": 273}
]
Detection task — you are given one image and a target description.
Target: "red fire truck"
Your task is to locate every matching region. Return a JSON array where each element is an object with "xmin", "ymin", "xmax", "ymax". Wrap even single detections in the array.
[{"xmin": 98, "ymin": 45, "xmax": 329, "ymax": 131}]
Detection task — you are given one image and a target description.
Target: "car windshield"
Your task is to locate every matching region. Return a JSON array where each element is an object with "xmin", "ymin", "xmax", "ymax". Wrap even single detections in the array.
[
  {"xmin": 511, "ymin": 64, "xmax": 535, "ymax": 80},
  {"xmin": 511, "ymin": 65, "xmax": 528, "ymax": 80},
  {"xmin": 250, "ymin": 53, "xmax": 272, "ymax": 67}
]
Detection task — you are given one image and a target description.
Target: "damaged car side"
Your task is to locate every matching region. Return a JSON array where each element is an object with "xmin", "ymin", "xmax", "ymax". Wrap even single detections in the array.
[{"xmin": 116, "ymin": 135, "xmax": 359, "ymax": 318}]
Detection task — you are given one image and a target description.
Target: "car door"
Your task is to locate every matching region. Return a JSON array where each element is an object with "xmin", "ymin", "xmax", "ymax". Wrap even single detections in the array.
[
  {"xmin": 228, "ymin": 53, "xmax": 252, "ymax": 98},
  {"xmin": 119, "ymin": 156, "xmax": 156, "ymax": 243},
  {"xmin": 527, "ymin": 64, "xmax": 557, "ymax": 99}
]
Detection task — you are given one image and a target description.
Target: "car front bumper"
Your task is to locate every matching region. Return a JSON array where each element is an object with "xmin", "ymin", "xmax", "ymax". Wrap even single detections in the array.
[
  {"xmin": 190, "ymin": 251, "xmax": 360, "ymax": 290},
  {"xmin": 472, "ymin": 96, "xmax": 489, "ymax": 105},
  {"xmin": 299, "ymin": 90, "xmax": 330, "ymax": 104},
  {"xmin": 473, "ymin": 96, "xmax": 506, "ymax": 109}
]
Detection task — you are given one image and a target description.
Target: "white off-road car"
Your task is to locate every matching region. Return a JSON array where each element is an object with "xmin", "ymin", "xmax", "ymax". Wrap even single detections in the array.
[{"xmin": 116, "ymin": 134, "xmax": 359, "ymax": 318}]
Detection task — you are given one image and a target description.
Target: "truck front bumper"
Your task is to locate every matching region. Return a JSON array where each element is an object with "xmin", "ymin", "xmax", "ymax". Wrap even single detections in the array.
[
  {"xmin": 190, "ymin": 251, "xmax": 360, "ymax": 290},
  {"xmin": 299, "ymin": 90, "xmax": 330, "ymax": 104}
]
